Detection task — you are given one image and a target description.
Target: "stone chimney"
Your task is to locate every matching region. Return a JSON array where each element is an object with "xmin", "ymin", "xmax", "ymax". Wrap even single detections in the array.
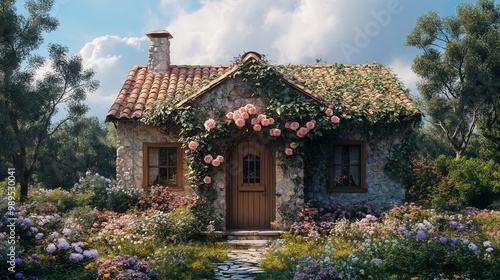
[{"xmin": 146, "ymin": 30, "xmax": 173, "ymax": 74}]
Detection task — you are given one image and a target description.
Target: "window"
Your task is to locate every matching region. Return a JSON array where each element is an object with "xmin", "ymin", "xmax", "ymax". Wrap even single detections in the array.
[
  {"xmin": 243, "ymin": 154, "xmax": 261, "ymax": 184},
  {"xmin": 329, "ymin": 141, "xmax": 366, "ymax": 193},
  {"xmin": 143, "ymin": 143, "xmax": 183, "ymax": 188}
]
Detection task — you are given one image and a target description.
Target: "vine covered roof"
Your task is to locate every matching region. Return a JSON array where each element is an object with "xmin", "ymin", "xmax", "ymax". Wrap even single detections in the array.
[{"xmin": 105, "ymin": 51, "xmax": 420, "ymax": 122}]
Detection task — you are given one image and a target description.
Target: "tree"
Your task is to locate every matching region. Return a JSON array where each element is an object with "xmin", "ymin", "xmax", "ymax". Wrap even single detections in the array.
[
  {"xmin": 406, "ymin": 0, "xmax": 500, "ymax": 158},
  {"xmin": 34, "ymin": 117, "xmax": 116, "ymax": 190},
  {"xmin": 0, "ymin": 0, "xmax": 98, "ymax": 200}
]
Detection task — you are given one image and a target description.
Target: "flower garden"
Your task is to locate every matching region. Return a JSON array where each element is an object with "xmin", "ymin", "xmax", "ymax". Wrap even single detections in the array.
[{"xmin": 2, "ymin": 171, "xmax": 499, "ymax": 279}]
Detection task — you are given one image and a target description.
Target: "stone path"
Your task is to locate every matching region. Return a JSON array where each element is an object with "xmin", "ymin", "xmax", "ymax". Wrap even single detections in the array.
[{"xmin": 209, "ymin": 249, "xmax": 266, "ymax": 279}]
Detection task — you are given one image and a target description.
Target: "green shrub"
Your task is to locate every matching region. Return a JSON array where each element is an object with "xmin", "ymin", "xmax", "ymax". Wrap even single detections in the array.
[{"xmin": 27, "ymin": 187, "xmax": 78, "ymax": 212}]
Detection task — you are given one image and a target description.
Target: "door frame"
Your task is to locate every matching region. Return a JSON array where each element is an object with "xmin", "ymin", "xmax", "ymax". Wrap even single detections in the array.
[{"xmin": 226, "ymin": 136, "xmax": 276, "ymax": 229}]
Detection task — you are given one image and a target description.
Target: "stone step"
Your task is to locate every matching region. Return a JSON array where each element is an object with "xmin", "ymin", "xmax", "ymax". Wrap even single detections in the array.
[
  {"xmin": 200, "ymin": 230, "xmax": 284, "ymax": 249},
  {"xmin": 226, "ymin": 239, "xmax": 273, "ymax": 250}
]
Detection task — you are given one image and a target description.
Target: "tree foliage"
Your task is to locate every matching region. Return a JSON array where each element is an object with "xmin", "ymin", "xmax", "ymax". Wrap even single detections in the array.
[
  {"xmin": 406, "ymin": 0, "xmax": 500, "ymax": 158},
  {"xmin": 0, "ymin": 0, "xmax": 99, "ymax": 199},
  {"xmin": 34, "ymin": 117, "xmax": 116, "ymax": 190}
]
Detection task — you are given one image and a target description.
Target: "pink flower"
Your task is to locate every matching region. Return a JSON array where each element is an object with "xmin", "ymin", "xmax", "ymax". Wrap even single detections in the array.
[
  {"xmin": 212, "ymin": 159, "xmax": 221, "ymax": 167},
  {"xmin": 297, "ymin": 127, "xmax": 308, "ymax": 137},
  {"xmin": 290, "ymin": 142, "xmax": 298, "ymax": 149},
  {"xmin": 226, "ymin": 112, "xmax": 234, "ymax": 119},
  {"xmin": 233, "ymin": 112, "xmax": 242, "ymax": 119},
  {"xmin": 293, "ymin": 174, "xmax": 298, "ymax": 178},
  {"xmin": 204, "ymin": 119, "xmax": 216, "ymax": 130},
  {"xmin": 204, "ymin": 154, "xmax": 213, "ymax": 164},
  {"xmin": 268, "ymin": 118, "xmax": 275, "ymax": 125},
  {"xmin": 203, "ymin": 176, "xmax": 211, "ymax": 184},
  {"xmin": 248, "ymin": 107, "xmax": 257, "ymax": 115},
  {"xmin": 188, "ymin": 141, "xmax": 199, "ymax": 150},
  {"xmin": 331, "ymin": 116, "xmax": 340, "ymax": 123},
  {"xmin": 216, "ymin": 155, "xmax": 224, "ymax": 162},
  {"xmin": 251, "ymin": 118, "xmax": 259, "ymax": 125},
  {"xmin": 328, "ymin": 104, "xmax": 333, "ymax": 109},
  {"xmin": 245, "ymin": 104, "xmax": 255, "ymax": 111},
  {"xmin": 261, "ymin": 119, "xmax": 270, "ymax": 126},
  {"xmin": 270, "ymin": 129, "xmax": 275, "ymax": 136},
  {"xmin": 273, "ymin": 128, "xmax": 281, "ymax": 136},
  {"xmin": 311, "ymin": 120, "xmax": 316, "ymax": 125},
  {"xmin": 257, "ymin": 114, "xmax": 267, "ymax": 122},
  {"xmin": 253, "ymin": 124, "xmax": 262, "ymax": 131},
  {"xmin": 306, "ymin": 121, "xmax": 315, "ymax": 130},
  {"xmin": 290, "ymin": 122, "xmax": 300, "ymax": 130},
  {"xmin": 239, "ymin": 107, "xmax": 247, "ymax": 113},
  {"xmin": 235, "ymin": 118, "xmax": 245, "ymax": 127},
  {"xmin": 325, "ymin": 108, "xmax": 333, "ymax": 116},
  {"xmin": 285, "ymin": 148, "xmax": 293, "ymax": 156},
  {"xmin": 241, "ymin": 112, "xmax": 249, "ymax": 119},
  {"xmin": 285, "ymin": 122, "xmax": 291, "ymax": 129}
]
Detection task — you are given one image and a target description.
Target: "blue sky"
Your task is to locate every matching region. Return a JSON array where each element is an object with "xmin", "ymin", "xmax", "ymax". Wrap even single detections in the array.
[{"xmin": 21, "ymin": 0, "xmax": 467, "ymax": 120}]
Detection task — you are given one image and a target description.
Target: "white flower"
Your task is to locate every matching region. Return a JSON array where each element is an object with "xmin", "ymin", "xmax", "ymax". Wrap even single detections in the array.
[
  {"xmin": 324, "ymin": 256, "xmax": 330, "ymax": 263},
  {"xmin": 468, "ymin": 242, "xmax": 478, "ymax": 251},
  {"xmin": 62, "ymin": 228, "xmax": 72, "ymax": 236},
  {"xmin": 83, "ymin": 249, "xmax": 99, "ymax": 258},
  {"xmin": 46, "ymin": 243, "xmax": 56, "ymax": 253},
  {"xmin": 483, "ymin": 241, "xmax": 493, "ymax": 248},
  {"xmin": 371, "ymin": 258, "xmax": 383, "ymax": 264}
]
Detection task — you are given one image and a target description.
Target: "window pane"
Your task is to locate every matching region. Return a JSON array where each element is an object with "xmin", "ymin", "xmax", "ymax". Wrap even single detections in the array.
[
  {"xmin": 149, "ymin": 167, "xmax": 159, "ymax": 185},
  {"xmin": 168, "ymin": 148, "xmax": 177, "ymax": 166},
  {"xmin": 159, "ymin": 148, "xmax": 168, "ymax": 166},
  {"xmin": 159, "ymin": 168, "xmax": 168, "ymax": 185},
  {"xmin": 350, "ymin": 146, "xmax": 359, "ymax": 165},
  {"xmin": 243, "ymin": 158, "xmax": 249, "ymax": 179},
  {"xmin": 333, "ymin": 166, "xmax": 342, "ymax": 186},
  {"xmin": 333, "ymin": 147, "xmax": 341, "ymax": 165},
  {"xmin": 168, "ymin": 167, "xmax": 177, "ymax": 184},
  {"xmin": 256, "ymin": 160, "xmax": 261, "ymax": 178},
  {"xmin": 149, "ymin": 148, "xmax": 159, "ymax": 166},
  {"xmin": 341, "ymin": 146, "xmax": 350, "ymax": 165},
  {"xmin": 243, "ymin": 154, "xmax": 260, "ymax": 185},
  {"xmin": 350, "ymin": 166, "xmax": 359, "ymax": 186}
]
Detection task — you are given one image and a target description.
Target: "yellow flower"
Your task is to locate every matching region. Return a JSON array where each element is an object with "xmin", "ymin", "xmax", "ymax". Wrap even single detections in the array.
[
  {"xmin": 361, "ymin": 272, "xmax": 365, "ymax": 275},
  {"xmin": 103, "ymin": 273, "xmax": 110, "ymax": 278},
  {"xmin": 411, "ymin": 278, "xmax": 418, "ymax": 280},
  {"xmin": 84, "ymin": 242, "xmax": 89, "ymax": 246},
  {"xmin": 368, "ymin": 276, "xmax": 373, "ymax": 279},
  {"xmin": 84, "ymin": 263, "xmax": 93, "ymax": 269},
  {"xmin": 454, "ymin": 275, "xmax": 460, "ymax": 279}
]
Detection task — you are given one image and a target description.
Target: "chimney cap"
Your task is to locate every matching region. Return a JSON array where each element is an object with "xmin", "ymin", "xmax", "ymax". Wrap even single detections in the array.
[{"xmin": 146, "ymin": 30, "xmax": 173, "ymax": 39}]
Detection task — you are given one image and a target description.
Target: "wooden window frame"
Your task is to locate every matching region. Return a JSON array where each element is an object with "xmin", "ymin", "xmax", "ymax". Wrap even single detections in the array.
[
  {"xmin": 143, "ymin": 143, "xmax": 183, "ymax": 189},
  {"xmin": 328, "ymin": 141, "xmax": 367, "ymax": 193}
]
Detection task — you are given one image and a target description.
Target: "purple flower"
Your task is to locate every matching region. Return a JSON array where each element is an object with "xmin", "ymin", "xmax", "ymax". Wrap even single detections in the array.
[
  {"xmin": 398, "ymin": 226, "xmax": 406, "ymax": 231},
  {"xmin": 46, "ymin": 243, "xmax": 56, "ymax": 253},
  {"xmin": 404, "ymin": 231, "xmax": 411, "ymax": 237},
  {"xmin": 50, "ymin": 231, "xmax": 59, "ymax": 239},
  {"xmin": 35, "ymin": 233, "xmax": 44, "ymax": 240},
  {"xmin": 439, "ymin": 237, "xmax": 447, "ymax": 244},
  {"xmin": 83, "ymin": 249, "xmax": 99, "ymax": 258},
  {"xmin": 62, "ymin": 228, "xmax": 71, "ymax": 236},
  {"xmin": 69, "ymin": 253, "xmax": 84, "ymax": 262},
  {"xmin": 416, "ymin": 230, "xmax": 426, "ymax": 241},
  {"xmin": 484, "ymin": 241, "xmax": 493, "ymax": 248},
  {"xmin": 56, "ymin": 238, "xmax": 70, "ymax": 250},
  {"xmin": 28, "ymin": 277, "xmax": 38, "ymax": 280},
  {"xmin": 31, "ymin": 254, "xmax": 39, "ymax": 259},
  {"xmin": 31, "ymin": 227, "xmax": 38, "ymax": 233},
  {"xmin": 449, "ymin": 221, "xmax": 458, "ymax": 228},
  {"xmin": 15, "ymin": 273, "xmax": 24, "ymax": 279}
]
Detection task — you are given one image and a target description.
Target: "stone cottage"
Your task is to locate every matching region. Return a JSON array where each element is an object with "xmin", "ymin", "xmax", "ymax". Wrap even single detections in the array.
[{"xmin": 105, "ymin": 30, "xmax": 420, "ymax": 230}]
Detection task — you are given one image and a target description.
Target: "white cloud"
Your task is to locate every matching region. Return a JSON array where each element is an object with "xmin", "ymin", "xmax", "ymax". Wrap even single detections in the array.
[
  {"xmin": 78, "ymin": 35, "xmax": 149, "ymax": 119},
  {"xmin": 388, "ymin": 57, "xmax": 420, "ymax": 97}
]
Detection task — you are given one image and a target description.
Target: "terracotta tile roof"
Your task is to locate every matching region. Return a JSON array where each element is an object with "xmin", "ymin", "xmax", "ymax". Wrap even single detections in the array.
[{"xmin": 105, "ymin": 52, "xmax": 420, "ymax": 121}]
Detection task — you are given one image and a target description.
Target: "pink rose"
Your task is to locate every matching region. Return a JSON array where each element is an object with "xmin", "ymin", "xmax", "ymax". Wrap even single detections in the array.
[
  {"xmin": 235, "ymin": 118, "xmax": 245, "ymax": 127},
  {"xmin": 273, "ymin": 128, "xmax": 281, "ymax": 136},
  {"xmin": 248, "ymin": 107, "xmax": 257, "ymax": 115},
  {"xmin": 290, "ymin": 142, "xmax": 298, "ymax": 149},
  {"xmin": 311, "ymin": 120, "xmax": 316, "ymax": 125},
  {"xmin": 328, "ymin": 104, "xmax": 333, "ymax": 109},
  {"xmin": 331, "ymin": 116, "xmax": 340, "ymax": 123},
  {"xmin": 226, "ymin": 112, "xmax": 234, "ymax": 119},
  {"xmin": 203, "ymin": 176, "xmax": 211, "ymax": 184},
  {"xmin": 306, "ymin": 121, "xmax": 315, "ymax": 130},
  {"xmin": 251, "ymin": 118, "xmax": 259, "ymax": 125},
  {"xmin": 268, "ymin": 118, "xmax": 275, "ymax": 125},
  {"xmin": 239, "ymin": 107, "xmax": 247, "ymax": 113},
  {"xmin": 216, "ymin": 155, "xmax": 224, "ymax": 162},
  {"xmin": 245, "ymin": 104, "xmax": 255, "ymax": 111},
  {"xmin": 285, "ymin": 148, "xmax": 293, "ymax": 156},
  {"xmin": 241, "ymin": 112, "xmax": 249, "ymax": 119},
  {"xmin": 253, "ymin": 124, "xmax": 262, "ymax": 131},
  {"xmin": 257, "ymin": 114, "xmax": 267, "ymax": 122},
  {"xmin": 269, "ymin": 129, "xmax": 275, "ymax": 136},
  {"xmin": 204, "ymin": 154, "xmax": 213, "ymax": 164},
  {"xmin": 285, "ymin": 122, "xmax": 291, "ymax": 129},
  {"xmin": 261, "ymin": 119, "xmax": 270, "ymax": 126},
  {"xmin": 188, "ymin": 141, "xmax": 199, "ymax": 150},
  {"xmin": 233, "ymin": 112, "xmax": 242, "ymax": 120},
  {"xmin": 290, "ymin": 122, "xmax": 300, "ymax": 130},
  {"xmin": 293, "ymin": 174, "xmax": 298, "ymax": 178},
  {"xmin": 204, "ymin": 119, "xmax": 216, "ymax": 130},
  {"xmin": 297, "ymin": 127, "xmax": 308, "ymax": 138},
  {"xmin": 212, "ymin": 159, "xmax": 221, "ymax": 167},
  {"xmin": 325, "ymin": 108, "xmax": 333, "ymax": 116}
]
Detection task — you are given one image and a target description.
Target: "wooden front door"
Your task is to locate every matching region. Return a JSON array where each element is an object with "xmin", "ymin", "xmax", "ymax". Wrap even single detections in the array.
[{"xmin": 228, "ymin": 138, "xmax": 275, "ymax": 229}]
